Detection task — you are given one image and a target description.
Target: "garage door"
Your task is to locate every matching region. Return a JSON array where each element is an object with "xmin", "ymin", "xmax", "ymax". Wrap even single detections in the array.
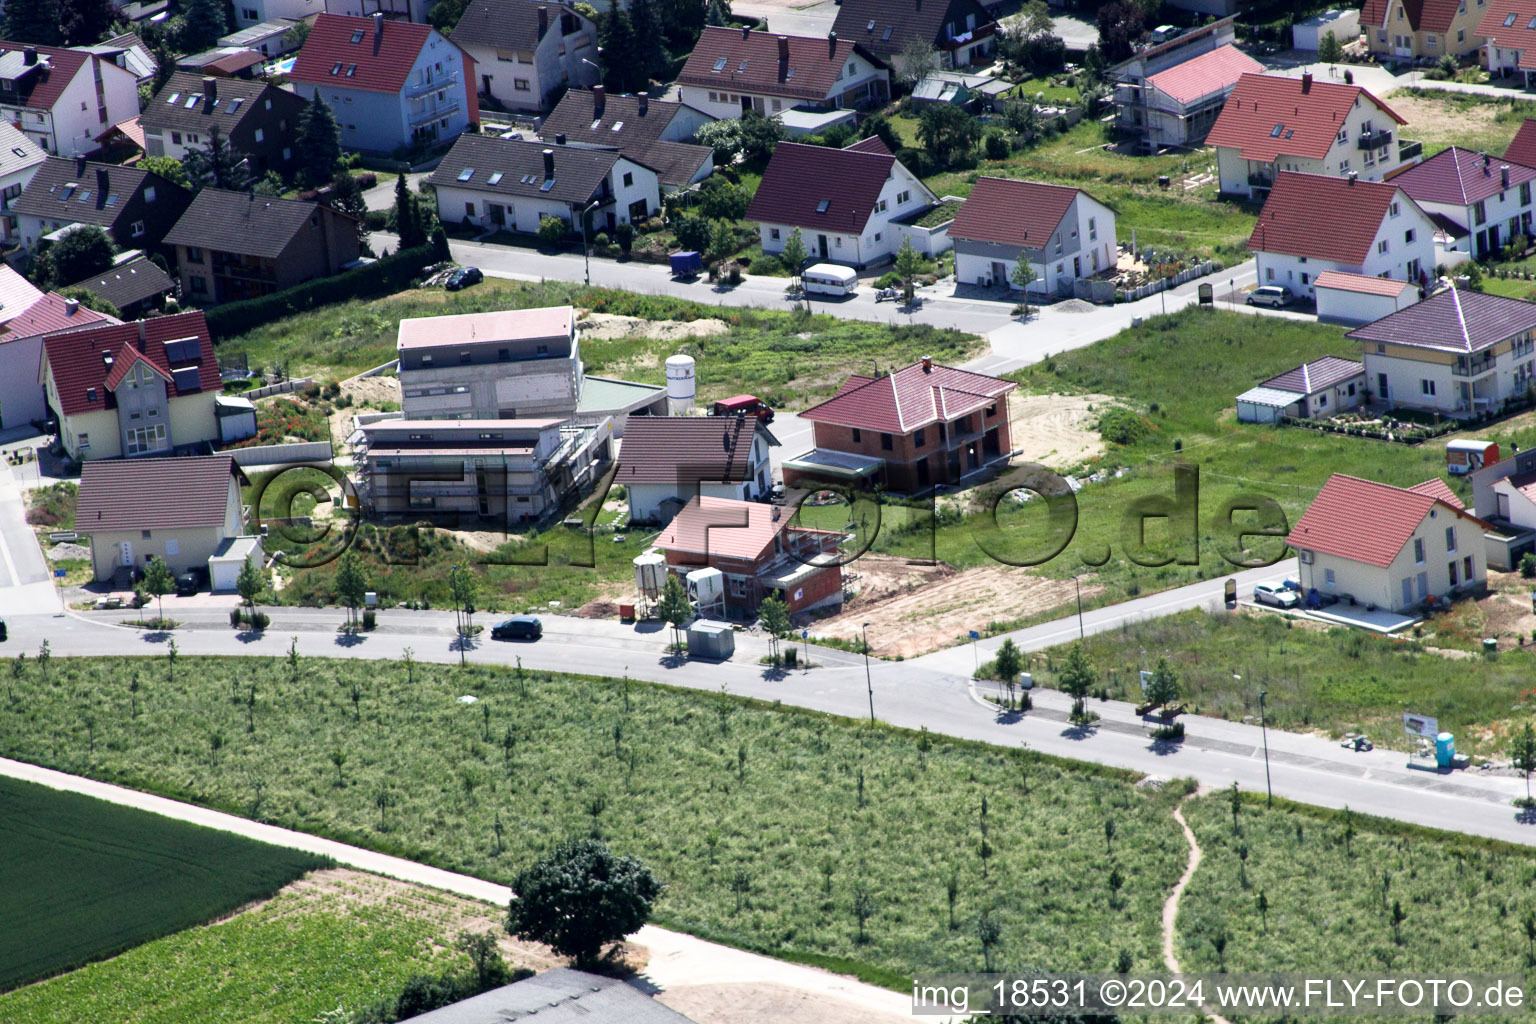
[{"xmin": 210, "ymin": 560, "xmax": 241, "ymax": 592}]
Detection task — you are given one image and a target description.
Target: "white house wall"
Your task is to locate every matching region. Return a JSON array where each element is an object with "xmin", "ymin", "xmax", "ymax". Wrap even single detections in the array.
[
  {"xmin": 1256, "ymin": 190, "xmax": 1435, "ymax": 298},
  {"xmin": 1217, "ymin": 92, "xmax": 1410, "ymax": 198},
  {"xmin": 1295, "ymin": 506, "xmax": 1484, "ymax": 612}
]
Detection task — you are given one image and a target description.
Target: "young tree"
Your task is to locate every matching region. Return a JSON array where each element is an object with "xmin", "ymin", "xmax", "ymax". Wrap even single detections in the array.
[
  {"xmin": 180, "ymin": 0, "xmax": 229, "ymax": 53},
  {"xmin": 1512, "ymin": 722, "xmax": 1536, "ymax": 803},
  {"xmin": 450, "ymin": 563, "xmax": 480, "ymax": 640},
  {"xmin": 894, "ymin": 236, "xmax": 925, "ymax": 301},
  {"xmin": 327, "ymin": 171, "xmax": 370, "ymax": 247},
  {"xmin": 1057, "ymin": 641, "xmax": 1095, "ymax": 704},
  {"xmin": 1143, "ymin": 656, "xmax": 1180, "ymax": 707},
  {"xmin": 994, "ymin": 638, "xmax": 1023, "ymax": 689},
  {"xmin": 780, "ymin": 225, "xmax": 808, "ymax": 277},
  {"xmin": 1010, "ymin": 255, "xmax": 1038, "ymax": 315},
  {"xmin": 394, "ymin": 172, "xmax": 428, "ymax": 249},
  {"xmin": 896, "ymin": 37, "xmax": 941, "ymax": 86},
  {"xmin": 1317, "ymin": 30, "xmax": 1344, "ymax": 64},
  {"xmin": 40, "ymin": 225, "xmax": 115, "ymax": 287},
  {"xmin": 235, "ymin": 557, "xmax": 263, "ymax": 626},
  {"xmin": 706, "ymin": 218, "xmax": 737, "ymax": 266},
  {"xmin": 975, "ymin": 908, "xmax": 1001, "ymax": 970},
  {"xmin": 182, "ymin": 124, "xmax": 252, "ymax": 193},
  {"xmin": 507, "ymin": 837, "xmax": 662, "ymax": 968},
  {"xmin": 142, "ymin": 557, "xmax": 174, "ymax": 624},
  {"xmin": 139, "ymin": 155, "xmax": 192, "ymax": 189},
  {"xmin": 657, "ymin": 572, "xmax": 691, "ymax": 652},
  {"xmin": 333, "ymin": 551, "xmax": 368, "ymax": 630},
  {"xmin": 295, "ymin": 94, "xmax": 343, "ymax": 187},
  {"xmin": 853, "ymin": 883, "xmax": 875, "ymax": 944},
  {"xmin": 758, "ymin": 594, "xmax": 790, "ymax": 662},
  {"xmin": 3, "ymin": 0, "xmax": 62, "ymax": 44}
]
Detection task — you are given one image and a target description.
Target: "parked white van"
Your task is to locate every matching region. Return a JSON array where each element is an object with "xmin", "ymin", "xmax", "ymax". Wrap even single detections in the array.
[{"xmin": 802, "ymin": 264, "xmax": 858, "ymax": 297}]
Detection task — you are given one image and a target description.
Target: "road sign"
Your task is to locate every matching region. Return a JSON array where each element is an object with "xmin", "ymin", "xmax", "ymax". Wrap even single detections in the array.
[
  {"xmin": 53, "ymin": 569, "xmax": 65, "ymax": 578},
  {"xmin": 1403, "ymin": 712, "xmax": 1439, "ymax": 740},
  {"xmin": 801, "ymin": 629, "xmax": 808, "ymax": 639},
  {"xmin": 969, "ymin": 630, "xmax": 980, "ymax": 640}
]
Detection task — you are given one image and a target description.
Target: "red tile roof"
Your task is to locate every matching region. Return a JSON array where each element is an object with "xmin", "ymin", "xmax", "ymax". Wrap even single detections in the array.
[
  {"xmin": 618, "ymin": 415, "xmax": 764, "ymax": 485},
  {"xmin": 292, "ymin": 14, "xmax": 448, "ymax": 94},
  {"xmin": 1206, "ymin": 73, "xmax": 1403, "ymax": 162},
  {"xmin": 1145, "ymin": 44, "xmax": 1263, "ymax": 105},
  {"xmin": 44, "ymin": 311, "xmax": 218, "ymax": 417},
  {"xmin": 0, "ymin": 292, "xmax": 115, "ymax": 343},
  {"xmin": 746, "ymin": 141, "xmax": 898, "ymax": 234},
  {"xmin": 1407, "ymin": 477, "xmax": 1465, "ymax": 510},
  {"xmin": 1287, "ymin": 473, "xmax": 1481, "ymax": 568},
  {"xmin": 1392, "ymin": 146, "xmax": 1536, "ymax": 206},
  {"xmin": 678, "ymin": 26, "xmax": 875, "ymax": 103},
  {"xmin": 799, "ymin": 359, "xmax": 1015, "ymax": 433},
  {"xmin": 1478, "ymin": 0, "xmax": 1536, "ymax": 67},
  {"xmin": 948, "ymin": 177, "xmax": 1086, "ymax": 250},
  {"xmin": 1505, "ymin": 117, "xmax": 1536, "ymax": 167},
  {"xmin": 76, "ymin": 455, "xmax": 241, "ymax": 532},
  {"xmin": 1361, "ymin": 0, "xmax": 1465, "ymax": 34},
  {"xmin": 656, "ymin": 494, "xmax": 794, "ymax": 560},
  {"xmin": 1312, "ymin": 270, "xmax": 1417, "ymax": 296},
  {"xmin": 1248, "ymin": 172, "xmax": 1414, "ymax": 264},
  {"xmin": 0, "ymin": 42, "xmax": 91, "ymax": 111}
]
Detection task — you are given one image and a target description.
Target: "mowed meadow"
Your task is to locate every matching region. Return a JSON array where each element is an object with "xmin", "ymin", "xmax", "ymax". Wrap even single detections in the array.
[
  {"xmin": 0, "ymin": 776, "xmax": 325, "ymax": 991},
  {"xmin": 0, "ymin": 654, "xmax": 1188, "ymax": 984}
]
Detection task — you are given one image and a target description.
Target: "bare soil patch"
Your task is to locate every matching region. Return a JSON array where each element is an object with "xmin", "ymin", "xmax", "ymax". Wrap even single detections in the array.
[
  {"xmin": 1006, "ymin": 392, "xmax": 1112, "ymax": 471},
  {"xmin": 327, "ymin": 375, "xmax": 400, "ymax": 445},
  {"xmin": 577, "ymin": 312, "xmax": 730, "ymax": 343},
  {"xmin": 813, "ymin": 553, "xmax": 1093, "ymax": 657}
]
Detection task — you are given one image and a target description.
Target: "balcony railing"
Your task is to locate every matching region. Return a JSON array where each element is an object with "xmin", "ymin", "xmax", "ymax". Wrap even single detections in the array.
[
  {"xmin": 409, "ymin": 99, "xmax": 461, "ymax": 128},
  {"xmin": 1358, "ymin": 128, "xmax": 1394, "ymax": 150},
  {"xmin": 406, "ymin": 71, "xmax": 458, "ymax": 99},
  {"xmin": 1453, "ymin": 355, "xmax": 1496, "ymax": 377},
  {"xmin": 212, "ymin": 257, "xmax": 276, "ymax": 283},
  {"xmin": 1398, "ymin": 139, "xmax": 1423, "ymax": 163},
  {"xmin": 1247, "ymin": 172, "xmax": 1274, "ymax": 188}
]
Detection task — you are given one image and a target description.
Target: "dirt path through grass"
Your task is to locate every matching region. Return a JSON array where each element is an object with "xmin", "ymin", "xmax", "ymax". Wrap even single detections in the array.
[{"xmin": 1164, "ymin": 791, "xmax": 1235, "ymax": 1024}]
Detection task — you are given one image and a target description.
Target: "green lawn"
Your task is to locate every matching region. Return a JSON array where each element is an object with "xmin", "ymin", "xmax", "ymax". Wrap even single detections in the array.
[
  {"xmin": 216, "ymin": 281, "xmax": 982, "ymax": 408},
  {"xmin": 0, "ymin": 776, "xmax": 326, "ymax": 992},
  {"xmin": 1030, "ymin": 609, "xmax": 1536, "ymax": 755},
  {"xmin": 0, "ymin": 655, "xmax": 1193, "ymax": 985},
  {"xmin": 0, "ymin": 869, "xmax": 491, "ymax": 1024}
]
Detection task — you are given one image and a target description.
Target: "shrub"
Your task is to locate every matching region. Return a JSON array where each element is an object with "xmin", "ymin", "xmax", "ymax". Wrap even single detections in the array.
[
  {"xmin": 362, "ymin": 609, "xmax": 377, "ymax": 630},
  {"xmin": 984, "ymin": 132, "xmax": 1009, "ymax": 160},
  {"xmin": 537, "ymin": 215, "xmax": 569, "ymax": 246},
  {"xmin": 1152, "ymin": 721, "xmax": 1185, "ymax": 742},
  {"xmin": 1521, "ymin": 552, "xmax": 1536, "ymax": 579},
  {"xmin": 1096, "ymin": 406, "xmax": 1151, "ymax": 446},
  {"xmin": 593, "ymin": 232, "xmax": 610, "ymax": 249},
  {"xmin": 615, "ymin": 221, "xmax": 634, "ymax": 255},
  {"xmin": 875, "ymin": 271, "xmax": 902, "ymax": 289}
]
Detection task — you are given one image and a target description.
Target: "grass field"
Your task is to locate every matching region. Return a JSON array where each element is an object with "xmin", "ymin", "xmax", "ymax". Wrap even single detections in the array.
[
  {"xmin": 0, "ymin": 776, "xmax": 326, "ymax": 992},
  {"xmin": 1388, "ymin": 88, "xmax": 1536, "ymax": 158},
  {"xmin": 0, "ymin": 655, "xmax": 1192, "ymax": 984},
  {"xmin": 0, "ymin": 870, "xmax": 505, "ymax": 1024},
  {"xmin": 217, "ymin": 280, "xmax": 982, "ymax": 406},
  {"xmin": 1030, "ymin": 609, "xmax": 1536, "ymax": 755},
  {"xmin": 898, "ymin": 119, "xmax": 1256, "ymax": 262}
]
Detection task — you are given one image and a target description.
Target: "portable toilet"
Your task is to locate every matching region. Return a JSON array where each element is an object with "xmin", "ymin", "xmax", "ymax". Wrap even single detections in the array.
[
  {"xmin": 1436, "ymin": 731, "xmax": 1456, "ymax": 768},
  {"xmin": 1446, "ymin": 439, "xmax": 1498, "ymax": 475}
]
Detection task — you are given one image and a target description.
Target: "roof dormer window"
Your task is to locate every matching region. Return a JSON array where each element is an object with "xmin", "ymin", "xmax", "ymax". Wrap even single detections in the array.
[
  {"xmin": 1505, "ymin": 11, "xmax": 1517, "ymax": 25},
  {"xmin": 1270, "ymin": 123, "xmax": 1284, "ymax": 137},
  {"xmin": 331, "ymin": 61, "xmax": 343, "ymax": 75}
]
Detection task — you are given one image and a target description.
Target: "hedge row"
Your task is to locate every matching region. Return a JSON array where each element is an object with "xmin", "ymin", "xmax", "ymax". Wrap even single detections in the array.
[{"xmin": 204, "ymin": 244, "xmax": 438, "ymax": 339}]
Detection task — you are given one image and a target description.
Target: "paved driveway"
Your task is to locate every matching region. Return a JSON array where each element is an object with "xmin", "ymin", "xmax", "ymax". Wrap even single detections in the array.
[{"xmin": 0, "ymin": 460, "xmax": 60, "ymax": 615}]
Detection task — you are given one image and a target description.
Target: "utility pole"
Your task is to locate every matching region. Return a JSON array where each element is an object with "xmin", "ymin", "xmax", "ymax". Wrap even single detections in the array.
[
  {"xmin": 1073, "ymin": 575, "xmax": 1085, "ymax": 639},
  {"xmin": 862, "ymin": 622, "xmax": 875, "ymax": 724}
]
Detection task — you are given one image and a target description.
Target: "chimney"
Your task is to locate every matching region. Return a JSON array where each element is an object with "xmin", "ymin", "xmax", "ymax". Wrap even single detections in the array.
[
  {"xmin": 778, "ymin": 34, "xmax": 789, "ymax": 62},
  {"xmin": 74, "ymin": 154, "xmax": 86, "ymax": 177},
  {"xmin": 22, "ymin": 47, "xmax": 35, "ymax": 66},
  {"xmin": 372, "ymin": 11, "xmax": 384, "ymax": 40},
  {"xmin": 554, "ymin": 132, "xmax": 566, "ymax": 145},
  {"xmin": 537, "ymin": 5, "xmax": 548, "ymax": 35},
  {"xmin": 1301, "ymin": 71, "xmax": 1312, "ymax": 93},
  {"xmin": 542, "ymin": 147, "xmax": 554, "ymax": 179},
  {"xmin": 921, "ymin": 355, "xmax": 932, "ymax": 372},
  {"xmin": 1485, "ymin": 152, "xmax": 1492, "ymax": 169},
  {"xmin": 136, "ymin": 320, "xmax": 147, "ymax": 350},
  {"xmin": 202, "ymin": 75, "xmax": 216, "ymax": 104},
  {"xmin": 741, "ymin": 24, "xmax": 750, "ymax": 39},
  {"xmin": 828, "ymin": 30, "xmax": 837, "ymax": 58},
  {"xmin": 592, "ymin": 83, "xmax": 605, "ymax": 117},
  {"xmin": 637, "ymin": 94, "xmax": 647, "ymax": 116},
  {"xmin": 64, "ymin": 298, "xmax": 79, "ymax": 316},
  {"xmin": 95, "ymin": 167, "xmax": 108, "ymax": 195},
  {"xmin": 1347, "ymin": 171, "xmax": 1357, "ymax": 185},
  {"xmin": 1503, "ymin": 164, "xmax": 1511, "ymax": 188}
]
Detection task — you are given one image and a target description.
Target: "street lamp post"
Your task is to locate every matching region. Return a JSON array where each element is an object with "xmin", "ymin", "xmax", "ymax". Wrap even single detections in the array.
[
  {"xmin": 1073, "ymin": 575, "xmax": 1085, "ymax": 640},
  {"xmin": 1257, "ymin": 682, "xmax": 1273, "ymax": 806},
  {"xmin": 862, "ymin": 622, "xmax": 875, "ymax": 724},
  {"xmin": 577, "ymin": 199, "xmax": 600, "ymax": 287}
]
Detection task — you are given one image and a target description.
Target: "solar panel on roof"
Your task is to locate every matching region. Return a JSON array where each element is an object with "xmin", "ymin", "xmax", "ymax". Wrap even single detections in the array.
[
  {"xmin": 171, "ymin": 366, "xmax": 202, "ymax": 393},
  {"xmin": 164, "ymin": 337, "xmax": 200, "ymax": 363}
]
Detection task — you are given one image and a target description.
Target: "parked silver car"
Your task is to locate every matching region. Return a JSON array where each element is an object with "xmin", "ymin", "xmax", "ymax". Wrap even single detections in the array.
[
  {"xmin": 1247, "ymin": 285, "xmax": 1292, "ymax": 308},
  {"xmin": 1253, "ymin": 583, "xmax": 1301, "ymax": 609}
]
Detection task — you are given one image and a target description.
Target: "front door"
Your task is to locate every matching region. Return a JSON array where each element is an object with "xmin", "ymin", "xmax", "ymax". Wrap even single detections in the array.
[
  {"xmin": 1073, "ymin": 255, "xmax": 1081, "ymax": 277},
  {"xmin": 481, "ymin": 73, "xmax": 492, "ymax": 95},
  {"xmin": 1376, "ymin": 372, "xmax": 1388, "ymax": 402},
  {"xmin": 990, "ymin": 260, "xmax": 1005, "ymax": 286},
  {"xmin": 817, "ymin": 234, "xmax": 829, "ymax": 258},
  {"xmin": 489, "ymin": 203, "xmax": 505, "ymax": 226},
  {"xmin": 741, "ymin": 95, "xmax": 753, "ymax": 113},
  {"xmin": 119, "ymin": 541, "xmax": 133, "ymax": 566},
  {"xmin": 1416, "ymin": 572, "xmax": 1429, "ymax": 601}
]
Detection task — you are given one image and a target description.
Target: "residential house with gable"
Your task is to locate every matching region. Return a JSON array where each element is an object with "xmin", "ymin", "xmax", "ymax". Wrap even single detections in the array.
[
  {"xmin": 0, "ymin": 42, "xmax": 140, "ymax": 157},
  {"xmin": 41, "ymin": 311, "xmax": 221, "ymax": 461},
  {"xmin": 141, "ymin": 72, "xmax": 308, "ymax": 173},
  {"xmin": 539, "ymin": 87, "xmax": 715, "ymax": 190},
  {"xmin": 290, "ymin": 13, "xmax": 478, "ymax": 152},
  {"xmin": 1206, "ymin": 72, "xmax": 1412, "ymax": 199},
  {"xmin": 65, "ymin": 251, "xmax": 176, "ymax": 319},
  {"xmin": 449, "ymin": 0, "xmax": 599, "ymax": 114},
  {"xmin": 1346, "ymin": 286, "xmax": 1536, "ymax": 415},
  {"xmin": 676, "ymin": 26, "xmax": 889, "ymax": 120},
  {"xmin": 747, "ymin": 138, "xmax": 937, "ymax": 266},
  {"xmin": 1506, "ymin": 117, "xmax": 1536, "ymax": 165},
  {"xmin": 831, "ymin": 0, "xmax": 996, "ymax": 72},
  {"xmin": 0, "ymin": 288, "xmax": 114, "ymax": 430},
  {"xmin": 783, "ymin": 357, "xmax": 1015, "ymax": 493},
  {"xmin": 428, "ymin": 133, "xmax": 660, "ymax": 234},
  {"xmin": 11, "ymin": 156, "xmax": 193, "ymax": 254},
  {"xmin": 1288, "ymin": 472, "xmax": 1487, "ymax": 612},
  {"xmin": 0, "ymin": 120, "xmax": 46, "ymax": 242},
  {"xmin": 1361, "ymin": 0, "xmax": 1487, "ymax": 61},
  {"xmin": 949, "ymin": 177, "xmax": 1116, "ymax": 296},
  {"xmin": 164, "ymin": 189, "xmax": 362, "ymax": 305},
  {"xmin": 1477, "ymin": 0, "xmax": 1536, "ymax": 82},
  {"xmin": 619, "ymin": 415, "xmax": 776, "ymax": 525},
  {"xmin": 654, "ymin": 495, "xmax": 844, "ymax": 617},
  {"xmin": 1391, "ymin": 146, "xmax": 1536, "ymax": 260},
  {"xmin": 1248, "ymin": 171, "xmax": 1436, "ymax": 299},
  {"xmin": 1234, "ymin": 355, "xmax": 1365, "ymax": 422}
]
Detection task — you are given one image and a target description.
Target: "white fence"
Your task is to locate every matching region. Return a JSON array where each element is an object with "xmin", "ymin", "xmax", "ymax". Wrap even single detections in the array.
[
  {"xmin": 244, "ymin": 377, "xmax": 316, "ymax": 400},
  {"xmin": 1115, "ymin": 261, "xmax": 1217, "ymax": 303}
]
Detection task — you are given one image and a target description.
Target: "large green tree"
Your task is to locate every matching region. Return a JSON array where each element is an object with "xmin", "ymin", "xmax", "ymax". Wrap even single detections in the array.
[
  {"xmin": 181, "ymin": 125, "xmax": 252, "ymax": 193},
  {"xmin": 507, "ymin": 838, "xmax": 662, "ymax": 968},
  {"xmin": 628, "ymin": 0, "xmax": 667, "ymax": 80},
  {"xmin": 62, "ymin": 0, "xmax": 114, "ymax": 45},
  {"xmin": 40, "ymin": 225, "xmax": 115, "ymax": 288},
  {"xmin": 180, "ymin": 0, "xmax": 229, "ymax": 52},
  {"xmin": 138, "ymin": 155, "xmax": 191, "ymax": 189},
  {"xmin": 598, "ymin": 1, "xmax": 642, "ymax": 93},
  {"xmin": 917, "ymin": 104, "xmax": 980, "ymax": 168},
  {"xmin": 327, "ymin": 171, "xmax": 370, "ymax": 247},
  {"xmin": 3, "ymin": 0, "xmax": 62, "ymax": 44},
  {"xmin": 295, "ymin": 94, "xmax": 342, "ymax": 188},
  {"xmin": 394, "ymin": 172, "xmax": 428, "ymax": 249}
]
